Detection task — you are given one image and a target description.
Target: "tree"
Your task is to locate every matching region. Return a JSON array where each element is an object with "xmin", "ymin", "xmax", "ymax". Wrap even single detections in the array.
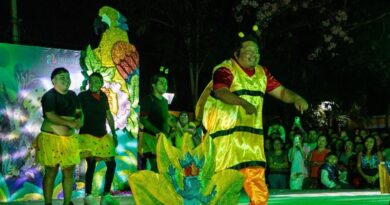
[
  {"xmin": 234, "ymin": 0, "xmax": 390, "ymax": 126},
  {"xmin": 126, "ymin": 0, "xmax": 237, "ymax": 111}
]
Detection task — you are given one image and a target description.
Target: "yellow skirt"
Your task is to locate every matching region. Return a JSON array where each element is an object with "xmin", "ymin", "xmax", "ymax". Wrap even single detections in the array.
[
  {"xmin": 34, "ymin": 132, "xmax": 80, "ymax": 167},
  {"xmin": 138, "ymin": 132, "xmax": 158, "ymax": 155},
  {"xmin": 78, "ymin": 133, "xmax": 116, "ymax": 158}
]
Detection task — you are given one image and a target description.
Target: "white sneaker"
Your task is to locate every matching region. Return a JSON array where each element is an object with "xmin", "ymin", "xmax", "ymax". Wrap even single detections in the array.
[
  {"xmin": 84, "ymin": 195, "xmax": 98, "ymax": 205},
  {"xmin": 100, "ymin": 194, "xmax": 120, "ymax": 205}
]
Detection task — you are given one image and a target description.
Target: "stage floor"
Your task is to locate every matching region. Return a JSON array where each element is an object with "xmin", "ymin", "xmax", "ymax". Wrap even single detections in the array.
[{"xmin": 1, "ymin": 189, "xmax": 389, "ymax": 205}]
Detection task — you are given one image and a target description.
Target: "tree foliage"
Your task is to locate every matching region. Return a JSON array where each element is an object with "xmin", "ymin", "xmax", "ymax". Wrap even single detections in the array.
[
  {"xmin": 126, "ymin": 0, "xmax": 237, "ymax": 111},
  {"xmin": 234, "ymin": 0, "xmax": 390, "ymax": 118}
]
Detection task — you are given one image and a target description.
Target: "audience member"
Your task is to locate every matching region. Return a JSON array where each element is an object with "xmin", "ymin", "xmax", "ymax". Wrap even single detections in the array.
[
  {"xmin": 339, "ymin": 140, "xmax": 355, "ymax": 167},
  {"xmin": 319, "ymin": 152, "xmax": 350, "ymax": 189},
  {"xmin": 268, "ymin": 138, "xmax": 289, "ymax": 189},
  {"xmin": 357, "ymin": 136, "xmax": 384, "ymax": 188},
  {"xmin": 307, "ymin": 135, "xmax": 330, "ymax": 188},
  {"xmin": 288, "ymin": 133, "xmax": 310, "ymax": 190}
]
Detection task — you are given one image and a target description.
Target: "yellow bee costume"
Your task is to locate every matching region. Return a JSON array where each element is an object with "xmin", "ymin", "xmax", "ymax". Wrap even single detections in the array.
[{"xmin": 200, "ymin": 58, "xmax": 269, "ymax": 205}]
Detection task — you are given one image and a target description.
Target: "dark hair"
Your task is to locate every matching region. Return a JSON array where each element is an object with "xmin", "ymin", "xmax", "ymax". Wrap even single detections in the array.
[
  {"xmin": 51, "ymin": 67, "xmax": 69, "ymax": 80},
  {"xmin": 315, "ymin": 135, "xmax": 329, "ymax": 150},
  {"xmin": 326, "ymin": 152, "xmax": 338, "ymax": 160},
  {"xmin": 150, "ymin": 73, "xmax": 166, "ymax": 86},
  {"xmin": 179, "ymin": 112, "xmax": 188, "ymax": 118},
  {"xmin": 234, "ymin": 35, "xmax": 259, "ymax": 56},
  {"xmin": 362, "ymin": 136, "xmax": 378, "ymax": 154},
  {"xmin": 89, "ymin": 72, "xmax": 103, "ymax": 81},
  {"xmin": 343, "ymin": 140, "xmax": 354, "ymax": 149}
]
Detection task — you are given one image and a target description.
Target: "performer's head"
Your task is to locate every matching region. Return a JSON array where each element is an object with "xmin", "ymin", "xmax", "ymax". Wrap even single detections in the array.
[
  {"xmin": 51, "ymin": 67, "xmax": 70, "ymax": 93},
  {"xmin": 150, "ymin": 74, "xmax": 168, "ymax": 96},
  {"xmin": 88, "ymin": 72, "xmax": 104, "ymax": 93},
  {"xmin": 234, "ymin": 35, "xmax": 260, "ymax": 69}
]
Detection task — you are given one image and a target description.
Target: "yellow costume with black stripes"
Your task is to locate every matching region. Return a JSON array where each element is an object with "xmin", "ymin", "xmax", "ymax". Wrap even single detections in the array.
[
  {"xmin": 201, "ymin": 58, "xmax": 269, "ymax": 205},
  {"xmin": 203, "ymin": 58, "xmax": 267, "ymax": 171}
]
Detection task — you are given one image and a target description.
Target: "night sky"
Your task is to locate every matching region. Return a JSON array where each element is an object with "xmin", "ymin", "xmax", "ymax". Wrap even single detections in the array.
[{"xmin": 0, "ymin": 0, "xmax": 389, "ymax": 119}]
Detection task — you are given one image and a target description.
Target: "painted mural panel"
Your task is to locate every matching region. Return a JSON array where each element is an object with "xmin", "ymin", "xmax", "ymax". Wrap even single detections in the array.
[{"xmin": 0, "ymin": 43, "xmax": 138, "ymax": 202}]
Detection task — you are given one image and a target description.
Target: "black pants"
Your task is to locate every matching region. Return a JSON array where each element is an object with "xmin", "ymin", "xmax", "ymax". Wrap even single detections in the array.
[{"xmin": 85, "ymin": 157, "xmax": 116, "ymax": 195}]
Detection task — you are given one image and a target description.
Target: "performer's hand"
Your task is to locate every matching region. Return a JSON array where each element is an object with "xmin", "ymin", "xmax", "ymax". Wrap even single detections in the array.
[
  {"xmin": 240, "ymin": 100, "xmax": 256, "ymax": 115},
  {"xmin": 294, "ymin": 98, "xmax": 309, "ymax": 114},
  {"xmin": 68, "ymin": 119, "xmax": 83, "ymax": 129}
]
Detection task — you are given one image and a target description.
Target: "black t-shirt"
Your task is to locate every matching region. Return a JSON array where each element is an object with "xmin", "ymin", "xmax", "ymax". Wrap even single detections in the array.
[
  {"xmin": 140, "ymin": 94, "xmax": 169, "ymax": 135},
  {"xmin": 78, "ymin": 90, "xmax": 109, "ymax": 137},
  {"xmin": 41, "ymin": 88, "xmax": 80, "ymax": 118}
]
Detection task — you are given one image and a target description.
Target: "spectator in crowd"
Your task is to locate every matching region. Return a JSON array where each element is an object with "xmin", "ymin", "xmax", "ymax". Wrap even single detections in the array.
[
  {"xmin": 267, "ymin": 122, "xmax": 286, "ymax": 143},
  {"xmin": 357, "ymin": 136, "xmax": 383, "ymax": 188},
  {"xmin": 354, "ymin": 135, "xmax": 363, "ymax": 144},
  {"xmin": 339, "ymin": 130, "xmax": 350, "ymax": 141},
  {"xmin": 353, "ymin": 134, "xmax": 364, "ymax": 154},
  {"xmin": 289, "ymin": 133, "xmax": 310, "ymax": 190},
  {"xmin": 372, "ymin": 133, "xmax": 384, "ymax": 151},
  {"xmin": 177, "ymin": 112, "xmax": 197, "ymax": 146},
  {"xmin": 331, "ymin": 139, "xmax": 344, "ymax": 157},
  {"xmin": 307, "ymin": 135, "xmax": 330, "ymax": 188},
  {"xmin": 264, "ymin": 138, "xmax": 272, "ymax": 155},
  {"xmin": 355, "ymin": 143, "xmax": 364, "ymax": 155},
  {"xmin": 268, "ymin": 138, "xmax": 289, "ymax": 189},
  {"xmin": 348, "ymin": 154, "xmax": 362, "ymax": 188},
  {"xmin": 167, "ymin": 114, "xmax": 180, "ymax": 144},
  {"xmin": 288, "ymin": 117, "xmax": 306, "ymax": 150},
  {"xmin": 319, "ymin": 152, "xmax": 350, "ymax": 189},
  {"xmin": 339, "ymin": 140, "xmax": 355, "ymax": 167},
  {"xmin": 306, "ymin": 129, "xmax": 319, "ymax": 151},
  {"xmin": 177, "ymin": 112, "xmax": 196, "ymax": 135},
  {"xmin": 359, "ymin": 129, "xmax": 369, "ymax": 141},
  {"xmin": 353, "ymin": 128, "xmax": 360, "ymax": 138}
]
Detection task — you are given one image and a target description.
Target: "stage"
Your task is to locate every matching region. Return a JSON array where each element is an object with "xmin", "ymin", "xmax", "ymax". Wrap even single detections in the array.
[{"xmin": 1, "ymin": 189, "xmax": 389, "ymax": 205}]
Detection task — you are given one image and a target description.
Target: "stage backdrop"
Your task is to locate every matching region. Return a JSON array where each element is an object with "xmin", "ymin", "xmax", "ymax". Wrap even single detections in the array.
[{"xmin": 0, "ymin": 43, "xmax": 138, "ymax": 202}]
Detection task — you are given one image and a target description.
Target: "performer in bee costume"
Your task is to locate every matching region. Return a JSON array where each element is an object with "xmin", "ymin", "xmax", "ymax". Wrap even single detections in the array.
[{"xmin": 197, "ymin": 35, "xmax": 308, "ymax": 205}]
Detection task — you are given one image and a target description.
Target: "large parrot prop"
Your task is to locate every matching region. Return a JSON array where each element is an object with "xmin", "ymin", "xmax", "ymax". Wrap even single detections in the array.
[{"xmin": 81, "ymin": 6, "xmax": 139, "ymax": 138}]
